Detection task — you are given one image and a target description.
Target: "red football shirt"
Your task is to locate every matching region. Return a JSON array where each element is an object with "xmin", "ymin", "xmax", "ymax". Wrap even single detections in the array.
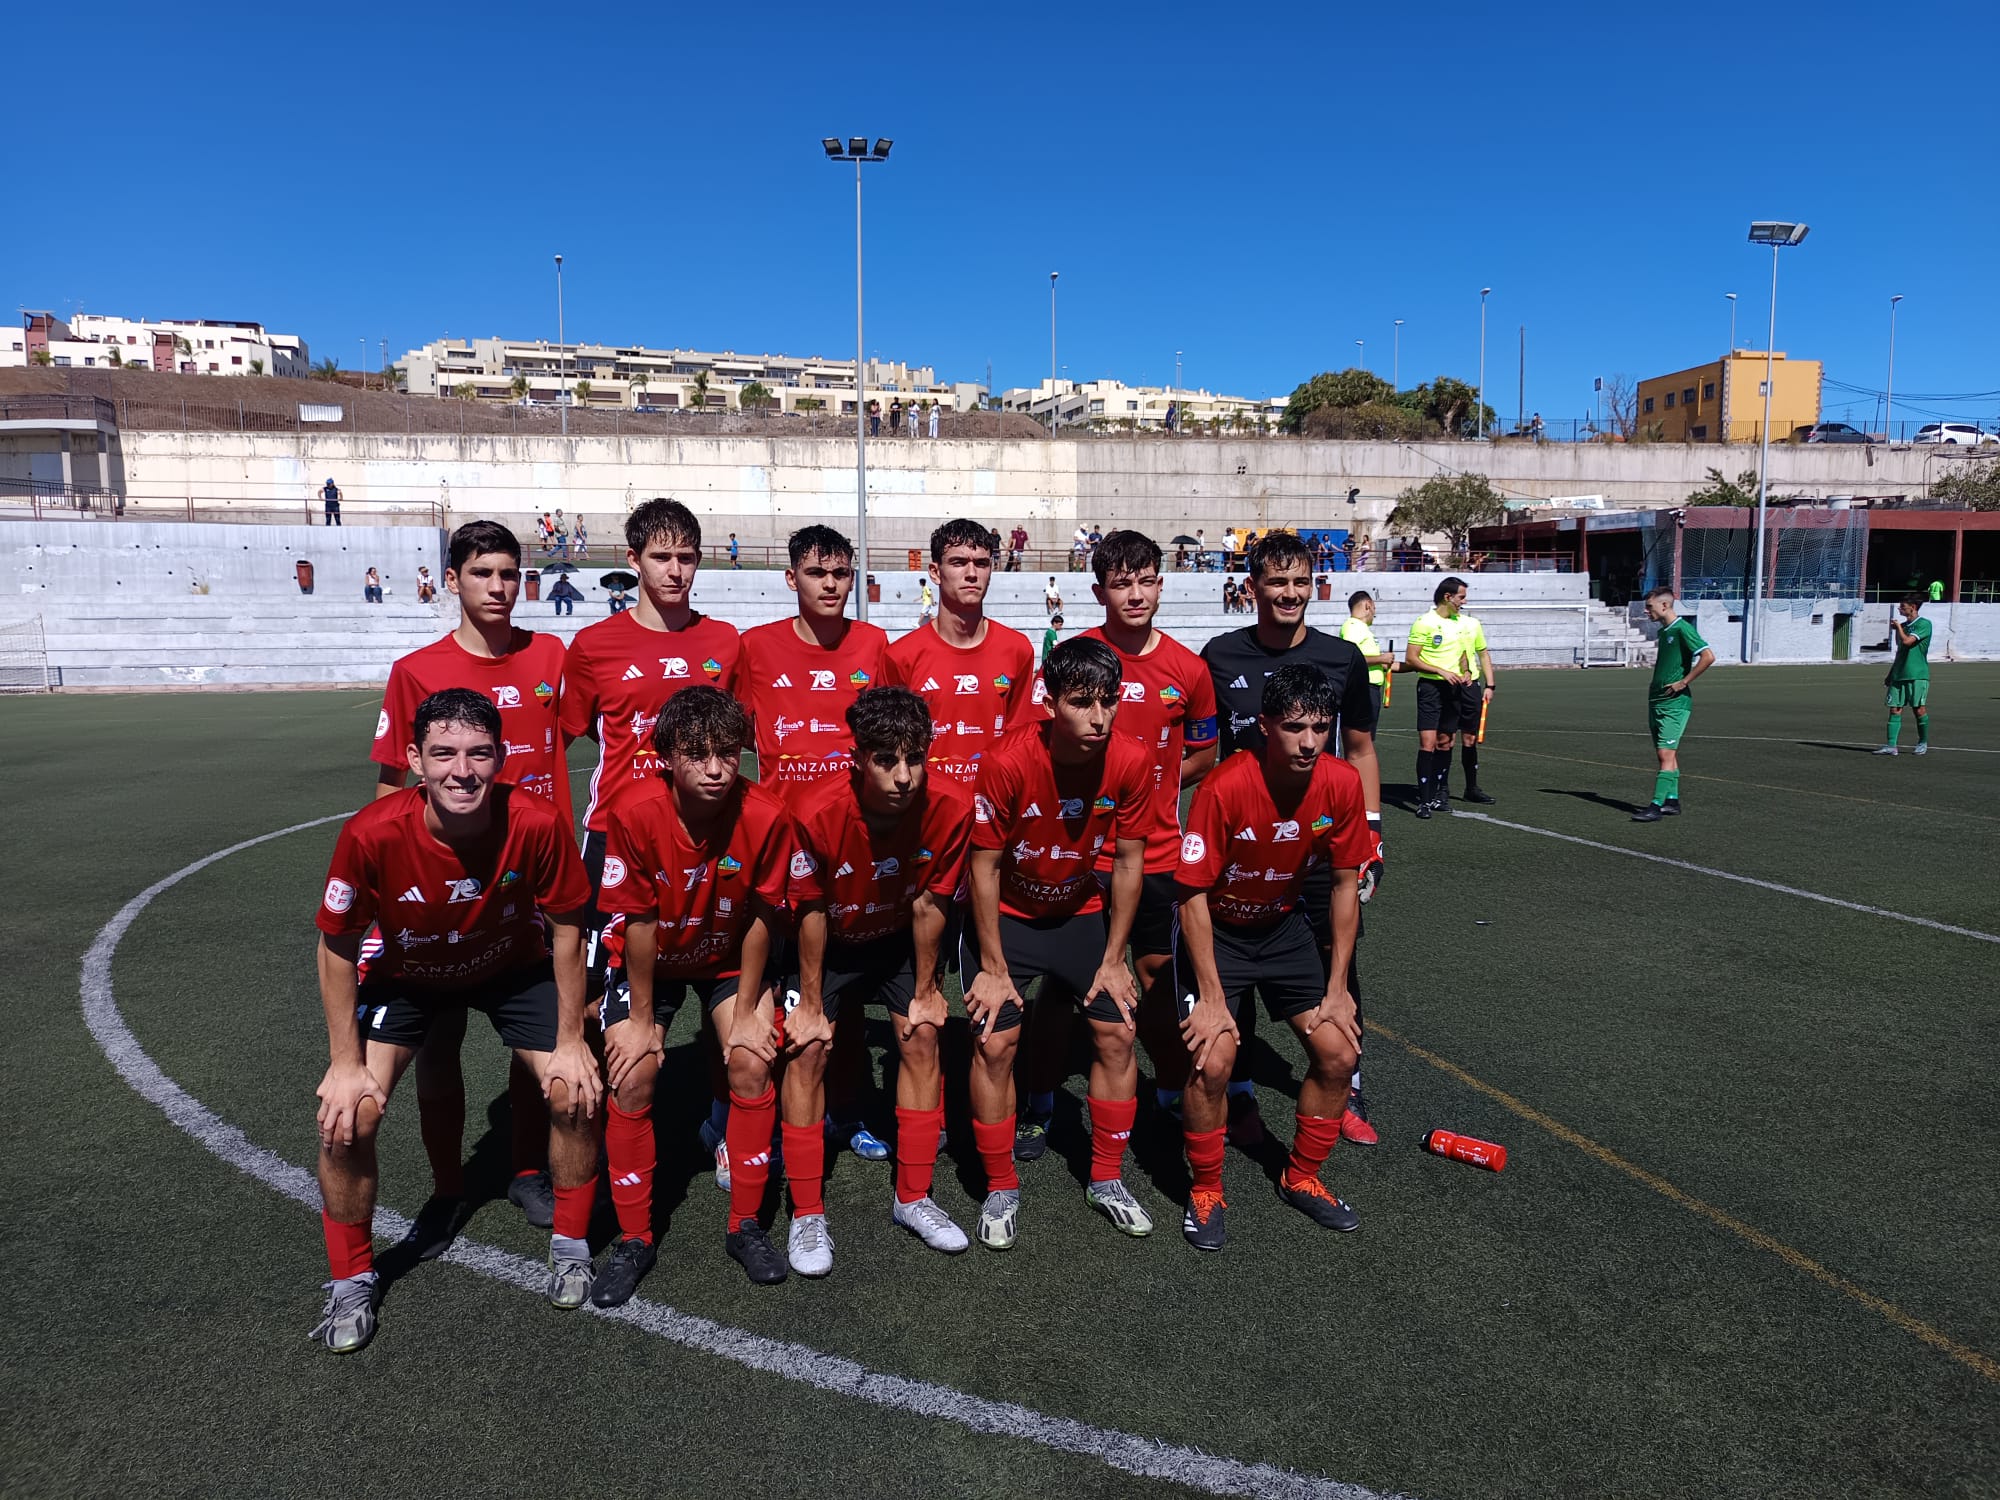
[
  {"xmin": 737, "ymin": 618, "xmax": 894, "ymax": 806},
  {"xmin": 970, "ymin": 723, "xmax": 1152, "ymax": 920},
  {"xmin": 886, "ymin": 620, "xmax": 1036, "ymax": 786},
  {"xmin": 1075, "ymin": 627, "xmax": 1219, "ymax": 874},
  {"xmin": 316, "ymin": 785, "xmax": 590, "ymax": 989},
  {"xmin": 787, "ymin": 771, "xmax": 972, "ymax": 944},
  {"xmin": 597, "ymin": 778, "xmax": 791, "ymax": 977},
  {"xmin": 372, "ymin": 630, "xmax": 573, "ymax": 829},
  {"xmin": 1175, "ymin": 750, "xmax": 1372, "ymax": 929},
  {"xmin": 558, "ymin": 610, "xmax": 743, "ymax": 834}
]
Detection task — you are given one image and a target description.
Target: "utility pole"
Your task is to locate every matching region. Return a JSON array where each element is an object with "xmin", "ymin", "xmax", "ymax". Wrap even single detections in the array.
[{"xmin": 1518, "ymin": 325, "xmax": 1525, "ymax": 435}]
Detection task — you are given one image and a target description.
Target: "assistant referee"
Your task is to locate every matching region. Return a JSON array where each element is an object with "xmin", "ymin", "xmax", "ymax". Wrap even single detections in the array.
[
  {"xmin": 1405, "ymin": 576, "xmax": 1471, "ymax": 818},
  {"xmin": 1452, "ymin": 595, "xmax": 1496, "ymax": 804}
]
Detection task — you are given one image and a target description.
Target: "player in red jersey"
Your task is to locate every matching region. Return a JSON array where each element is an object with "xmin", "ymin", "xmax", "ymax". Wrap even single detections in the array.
[
  {"xmin": 369, "ymin": 519, "xmax": 568, "ymax": 1248},
  {"xmin": 1172, "ymin": 665, "xmax": 1371, "ymax": 1252},
  {"xmin": 736, "ymin": 524, "xmax": 896, "ymax": 1162},
  {"xmin": 1013, "ymin": 529, "xmax": 1219, "ymax": 1161},
  {"xmin": 781, "ymin": 688, "xmax": 975, "ymax": 1269},
  {"xmin": 587, "ymin": 688, "xmax": 793, "ymax": 1296},
  {"xmin": 311, "ymin": 689, "xmax": 602, "ymax": 1353},
  {"xmin": 561, "ymin": 497, "xmax": 743, "ymax": 1181},
  {"xmin": 966, "ymin": 637, "xmax": 1152, "ymax": 1248},
  {"xmin": 886, "ymin": 517, "xmax": 1036, "ymax": 788}
]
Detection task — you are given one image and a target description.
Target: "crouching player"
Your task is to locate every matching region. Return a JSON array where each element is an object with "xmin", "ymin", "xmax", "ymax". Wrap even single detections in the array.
[
  {"xmin": 1172, "ymin": 665, "xmax": 1372, "ymax": 1251},
  {"xmin": 594, "ymin": 687, "xmax": 791, "ymax": 1297},
  {"xmin": 784, "ymin": 687, "xmax": 975, "ymax": 1266},
  {"xmin": 965, "ymin": 637, "xmax": 1153, "ymax": 1248},
  {"xmin": 310, "ymin": 689, "xmax": 602, "ymax": 1352}
]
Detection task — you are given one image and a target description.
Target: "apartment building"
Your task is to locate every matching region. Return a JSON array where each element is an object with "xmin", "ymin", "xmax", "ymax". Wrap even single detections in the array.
[
  {"xmin": 400, "ymin": 335, "xmax": 985, "ymax": 415},
  {"xmin": 1000, "ymin": 378, "xmax": 1286, "ymax": 431},
  {"xmin": 0, "ymin": 313, "xmax": 309, "ymax": 377},
  {"xmin": 1635, "ymin": 352, "xmax": 1822, "ymax": 443}
]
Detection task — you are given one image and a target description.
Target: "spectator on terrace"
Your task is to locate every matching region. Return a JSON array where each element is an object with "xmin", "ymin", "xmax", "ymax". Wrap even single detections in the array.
[
  {"xmin": 1042, "ymin": 612, "xmax": 1063, "ymax": 664},
  {"xmin": 415, "ymin": 566, "xmax": 436, "ymax": 603},
  {"xmin": 868, "ymin": 399, "xmax": 881, "ymax": 437},
  {"xmin": 572, "ymin": 516, "xmax": 588, "ymax": 556},
  {"xmin": 363, "ymin": 567, "xmax": 383, "ymax": 604},
  {"xmin": 1008, "ymin": 525, "xmax": 1027, "ymax": 571},
  {"xmin": 537, "ymin": 513, "xmax": 554, "ymax": 551},
  {"xmin": 1045, "ymin": 577, "xmax": 1063, "ymax": 617},
  {"xmin": 322, "ymin": 478, "xmax": 342, "ymax": 527},
  {"xmin": 907, "ymin": 402, "xmax": 919, "ymax": 438},
  {"xmin": 928, "ymin": 402, "xmax": 940, "ymax": 439},
  {"xmin": 547, "ymin": 575, "xmax": 582, "ymax": 617},
  {"xmin": 552, "ymin": 510, "xmax": 570, "ymax": 558},
  {"xmin": 728, "ymin": 533, "xmax": 741, "ymax": 569},
  {"xmin": 606, "ymin": 583, "xmax": 632, "ymax": 614},
  {"xmin": 889, "ymin": 398, "xmax": 903, "ymax": 434}
]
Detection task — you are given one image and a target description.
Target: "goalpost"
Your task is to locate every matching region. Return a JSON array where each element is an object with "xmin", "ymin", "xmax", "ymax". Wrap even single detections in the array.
[{"xmin": 0, "ymin": 616, "xmax": 54, "ymax": 693}]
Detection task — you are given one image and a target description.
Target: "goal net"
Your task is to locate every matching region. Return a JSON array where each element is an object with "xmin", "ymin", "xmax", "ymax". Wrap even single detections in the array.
[{"xmin": 0, "ymin": 616, "xmax": 53, "ymax": 693}]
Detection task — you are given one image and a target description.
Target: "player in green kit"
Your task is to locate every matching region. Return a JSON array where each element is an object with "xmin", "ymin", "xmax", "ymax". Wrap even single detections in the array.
[
  {"xmin": 1875, "ymin": 594, "xmax": 1932, "ymax": 757},
  {"xmin": 1632, "ymin": 586, "xmax": 1714, "ymax": 822}
]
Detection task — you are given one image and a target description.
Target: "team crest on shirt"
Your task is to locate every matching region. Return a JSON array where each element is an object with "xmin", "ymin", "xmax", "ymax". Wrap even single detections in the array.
[
  {"xmin": 973, "ymin": 795, "xmax": 994, "ymax": 823},
  {"xmin": 702, "ymin": 657, "xmax": 723, "ymax": 680},
  {"xmin": 914, "ymin": 847, "xmax": 934, "ymax": 863},
  {"xmin": 993, "ymin": 674, "xmax": 1012, "ymax": 690},
  {"xmin": 1093, "ymin": 795, "xmax": 1117, "ymax": 812},
  {"xmin": 374, "ymin": 710, "xmax": 390, "ymax": 740},
  {"xmin": 602, "ymin": 857, "xmax": 627, "ymax": 888},
  {"xmin": 534, "ymin": 681, "xmax": 554, "ymax": 705},
  {"xmin": 1158, "ymin": 684, "xmax": 1184, "ymax": 703},
  {"xmin": 1180, "ymin": 833, "xmax": 1206, "ymax": 864},
  {"xmin": 494, "ymin": 686, "xmax": 522, "ymax": 708},
  {"xmin": 499, "ymin": 869, "xmax": 520, "ymax": 887},
  {"xmin": 323, "ymin": 878, "xmax": 355, "ymax": 913},
  {"xmin": 718, "ymin": 855, "xmax": 743, "ymax": 875},
  {"xmin": 849, "ymin": 669, "xmax": 872, "ymax": 687},
  {"xmin": 1311, "ymin": 815, "xmax": 1334, "ymax": 832},
  {"xmin": 790, "ymin": 850, "xmax": 818, "ymax": 880}
]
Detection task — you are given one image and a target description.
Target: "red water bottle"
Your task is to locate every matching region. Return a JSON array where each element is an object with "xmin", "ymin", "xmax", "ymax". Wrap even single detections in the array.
[{"xmin": 1423, "ymin": 1128, "xmax": 1507, "ymax": 1172}]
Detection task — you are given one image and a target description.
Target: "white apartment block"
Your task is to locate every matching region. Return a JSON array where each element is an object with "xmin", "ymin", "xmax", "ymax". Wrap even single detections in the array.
[
  {"xmin": 401, "ymin": 335, "xmax": 986, "ymax": 415},
  {"xmin": 0, "ymin": 312, "xmax": 309, "ymax": 377},
  {"xmin": 1000, "ymin": 378, "xmax": 1286, "ymax": 432}
]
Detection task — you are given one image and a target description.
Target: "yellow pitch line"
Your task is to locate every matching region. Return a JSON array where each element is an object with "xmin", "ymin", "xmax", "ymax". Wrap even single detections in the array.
[
  {"xmin": 1369, "ymin": 1021, "xmax": 2000, "ymax": 1385},
  {"xmin": 1485, "ymin": 742, "xmax": 2000, "ymax": 823}
]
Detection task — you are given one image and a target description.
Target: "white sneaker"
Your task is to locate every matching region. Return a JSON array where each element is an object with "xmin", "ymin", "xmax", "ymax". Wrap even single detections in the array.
[
  {"xmin": 1913, "ymin": 742, "xmax": 1928, "ymax": 756},
  {"xmin": 977, "ymin": 1188, "xmax": 1021, "ymax": 1250},
  {"xmin": 892, "ymin": 1195, "xmax": 970, "ymax": 1253},
  {"xmin": 713, "ymin": 1141, "xmax": 731, "ymax": 1191},
  {"xmin": 787, "ymin": 1213, "xmax": 834, "ymax": 1277},
  {"xmin": 1873, "ymin": 745, "xmax": 1898, "ymax": 756}
]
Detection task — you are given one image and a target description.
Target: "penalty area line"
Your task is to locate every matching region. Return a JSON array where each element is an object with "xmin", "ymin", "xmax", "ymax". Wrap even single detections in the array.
[
  {"xmin": 77, "ymin": 815, "xmax": 1404, "ymax": 1500},
  {"xmin": 1451, "ymin": 810, "xmax": 2000, "ymax": 945}
]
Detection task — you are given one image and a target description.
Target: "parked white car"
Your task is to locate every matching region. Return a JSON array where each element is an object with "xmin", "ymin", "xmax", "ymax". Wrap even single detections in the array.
[{"xmin": 1911, "ymin": 423, "xmax": 1998, "ymax": 446}]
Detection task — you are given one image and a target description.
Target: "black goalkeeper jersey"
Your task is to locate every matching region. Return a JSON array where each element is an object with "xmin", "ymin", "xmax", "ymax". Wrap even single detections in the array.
[{"xmin": 1200, "ymin": 625, "xmax": 1377, "ymax": 758}]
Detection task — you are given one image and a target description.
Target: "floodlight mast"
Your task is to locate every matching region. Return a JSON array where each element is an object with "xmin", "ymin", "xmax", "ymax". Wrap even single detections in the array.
[
  {"xmin": 822, "ymin": 136, "xmax": 894, "ymax": 618},
  {"xmin": 1743, "ymin": 221, "xmax": 1808, "ymax": 663}
]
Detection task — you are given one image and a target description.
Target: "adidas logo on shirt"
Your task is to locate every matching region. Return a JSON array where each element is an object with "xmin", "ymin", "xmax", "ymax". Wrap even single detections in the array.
[
  {"xmin": 398, "ymin": 885, "xmax": 425, "ymax": 902},
  {"xmin": 1022, "ymin": 801, "xmax": 1042, "ymax": 818},
  {"xmin": 920, "ymin": 677, "xmax": 941, "ymax": 692},
  {"xmin": 621, "ymin": 664, "xmax": 645, "ymax": 681},
  {"xmin": 1234, "ymin": 828, "xmax": 1257, "ymax": 842},
  {"xmin": 772, "ymin": 673, "xmax": 794, "ymax": 688},
  {"xmin": 1229, "ymin": 675, "xmax": 1249, "ymax": 690},
  {"xmin": 834, "ymin": 861, "xmax": 854, "ymax": 877}
]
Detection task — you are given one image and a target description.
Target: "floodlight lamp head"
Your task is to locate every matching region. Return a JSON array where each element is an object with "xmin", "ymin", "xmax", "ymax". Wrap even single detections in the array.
[
  {"xmin": 848, "ymin": 137, "xmax": 868, "ymax": 157},
  {"xmin": 1748, "ymin": 221, "xmax": 1809, "ymax": 246},
  {"xmin": 1890, "ymin": 293, "xmax": 1904, "ymax": 306},
  {"xmin": 1481, "ymin": 286, "xmax": 1491, "ymax": 297},
  {"xmin": 822, "ymin": 138, "xmax": 843, "ymax": 158},
  {"xmin": 873, "ymin": 138, "xmax": 893, "ymax": 159}
]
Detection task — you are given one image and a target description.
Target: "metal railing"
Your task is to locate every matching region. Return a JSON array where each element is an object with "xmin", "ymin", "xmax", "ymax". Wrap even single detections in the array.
[
  {"xmin": 0, "ymin": 482, "xmax": 444, "ymax": 528},
  {"xmin": 0, "ymin": 395, "xmax": 118, "ymax": 425}
]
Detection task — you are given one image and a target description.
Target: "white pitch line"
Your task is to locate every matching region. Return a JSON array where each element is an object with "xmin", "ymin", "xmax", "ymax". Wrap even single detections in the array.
[
  {"xmin": 77, "ymin": 814, "xmax": 1404, "ymax": 1500},
  {"xmin": 1484, "ymin": 728, "xmax": 2000, "ymax": 755},
  {"xmin": 1452, "ymin": 811, "xmax": 2000, "ymax": 945}
]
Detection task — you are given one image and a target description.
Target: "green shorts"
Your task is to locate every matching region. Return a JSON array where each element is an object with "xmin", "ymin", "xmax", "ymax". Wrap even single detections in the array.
[
  {"xmin": 1885, "ymin": 681, "xmax": 1928, "ymax": 710},
  {"xmin": 1649, "ymin": 696, "xmax": 1692, "ymax": 749}
]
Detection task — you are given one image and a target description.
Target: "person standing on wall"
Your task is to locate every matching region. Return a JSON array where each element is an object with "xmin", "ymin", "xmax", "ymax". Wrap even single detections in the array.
[{"xmin": 323, "ymin": 477, "xmax": 342, "ymax": 526}]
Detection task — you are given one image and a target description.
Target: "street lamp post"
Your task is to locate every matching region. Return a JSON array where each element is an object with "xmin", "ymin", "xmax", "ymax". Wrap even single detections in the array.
[
  {"xmin": 1744, "ymin": 220, "xmax": 1810, "ymax": 664},
  {"xmin": 1049, "ymin": 271, "xmax": 1059, "ymax": 428},
  {"xmin": 554, "ymin": 254, "xmax": 567, "ymax": 436},
  {"xmin": 1886, "ymin": 294, "xmax": 1904, "ymax": 443},
  {"xmin": 1477, "ymin": 289, "xmax": 1491, "ymax": 438},
  {"xmin": 1355, "ymin": 338, "xmax": 1364, "ymax": 372},
  {"xmin": 1175, "ymin": 350, "xmax": 1182, "ymax": 390},
  {"xmin": 357, "ymin": 338, "xmax": 366, "ymax": 393},
  {"xmin": 1392, "ymin": 319, "xmax": 1403, "ymax": 390},
  {"xmin": 1725, "ymin": 291, "xmax": 1737, "ymax": 353},
  {"xmin": 821, "ymin": 136, "xmax": 894, "ymax": 619}
]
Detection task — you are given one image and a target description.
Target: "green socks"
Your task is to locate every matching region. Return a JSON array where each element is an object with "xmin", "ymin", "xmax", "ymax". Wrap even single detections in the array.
[
  {"xmin": 1653, "ymin": 770, "xmax": 1680, "ymax": 804},
  {"xmin": 1886, "ymin": 716, "xmax": 1900, "ymax": 746},
  {"xmin": 1917, "ymin": 717, "xmax": 1929, "ymax": 744}
]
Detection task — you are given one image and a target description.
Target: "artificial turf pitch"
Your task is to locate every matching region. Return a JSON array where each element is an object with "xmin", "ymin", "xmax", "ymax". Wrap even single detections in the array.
[{"xmin": 4, "ymin": 664, "xmax": 1997, "ymax": 1499}]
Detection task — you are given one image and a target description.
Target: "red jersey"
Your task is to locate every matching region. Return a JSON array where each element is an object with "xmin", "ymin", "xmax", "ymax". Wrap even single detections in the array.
[
  {"xmin": 737, "ymin": 618, "xmax": 894, "ymax": 806},
  {"xmin": 787, "ymin": 772, "xmax": 972, "ymax": 944},
  {"xmin": 971, "ymin": 724, "xmax": 1152, "ymax": 920},
  {"xmin": 1175, "ymin": 750, "xmax": 1371, "ymax": 929},
  {"xmin": 886, "ymin": 620, "xmax": 1036, "ymax": 786},
  {"xmin": 558, "ymin": 610, "xmax": 743, "ymax": 833},
  {"xmin": 372, "ymin": 630, "xmax": 572, "ymax": 829},
  {"xmin": 317, "ymin": 785, "xmax": 590, "ymax": 989},
  {"xmin": 1076, "ymin": 627, "xmax": 1218, "ymax": 874},
  {"xmin": 597, "ymin": 779, "xmax": 791, "ymax": 977}
]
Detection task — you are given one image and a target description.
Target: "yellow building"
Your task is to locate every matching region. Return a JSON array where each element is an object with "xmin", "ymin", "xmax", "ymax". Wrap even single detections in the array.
[{"xmin": 1636, "ymin": 352, "xmax": 1821, "ymax": 443}]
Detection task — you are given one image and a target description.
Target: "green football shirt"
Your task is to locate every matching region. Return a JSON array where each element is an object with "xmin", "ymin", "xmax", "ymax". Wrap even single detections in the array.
[
  {"xmin": 1888, "ymin": 615, "xmax": 1932, "ymax": 683},
  {"xmin": 1338, "ymin": 616, "xmax": 1385, "ymax": 687},
  {"xmin": 1650, "ymin": 617, "xmax": 1709, "ymax": 701}
]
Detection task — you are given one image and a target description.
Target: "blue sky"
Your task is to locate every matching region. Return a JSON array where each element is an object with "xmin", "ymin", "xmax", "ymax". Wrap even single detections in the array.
[{"xmin": 12, "ymin": 1, "xmax": 1997, "ymax": 428}]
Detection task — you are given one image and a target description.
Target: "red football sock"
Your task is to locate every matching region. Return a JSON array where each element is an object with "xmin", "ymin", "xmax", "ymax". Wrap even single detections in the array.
[
  {"xmin": 971, "ymin": 1116, "xmax": 1020, "ymax": 1193},
  {"xmin": 321, "ymin": 1211, "xmax": 374, "ymax": 1280},
  {"xmin": 415, "ymin": 1087, "xmax": 466, "ymax": 1198},
  {"xmin": 1089, "ymin": 1094, "xmax": 1138, "ymax": 1183},
  {"xmin": 509, "ymin": 1057, "xmax": 549, "ymax": 1174},
  {"xmin": 894, "ymin": 1102, "xmax": 945, "ymax": 1204},
  {"xmin": 603, "ymin": 1099, "xmax": 655, "ymax": 1245},
  {"xmin": 727, "ymin": 1086, "xmax": 777, "ymax": 1225},
  {"xmin": 552, "ymin": 1176, "xmax": 596, "ymax": 1241},
  {"xmin": 781, "ymin": 1121, "xmax": 826, "ymax": 1217},
  {"xmin": 1286, "ymin": 1111, "xmax": 1346, "ymax": 1189},
  {"xmin": 1185, "ymin": 1126, "xmax": 1226, "ymax": 1196}
]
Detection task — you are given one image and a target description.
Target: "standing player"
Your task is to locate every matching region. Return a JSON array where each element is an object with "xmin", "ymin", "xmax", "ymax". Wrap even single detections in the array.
[
  {"xmin": 1202, "ymin": 532, "xmax": 1384, "ymax": 1146},
  {"xmin": 1405, "ymin": 576, "xmax": 1471, "ymax": 818},
  {"xmin": 311, "ymin": 689, "xmax": 602, "ymax": 1352},
  {"xmin": 369, "ymin": 519, "xmax": 568, "ymax": 1245},
  {"xmin": 1452, "ymin": 590, "xmax": 1497, "ymax": 804},
  {"xmin": 1336, "ymin": 589, "xmax": 1400, "ymax": 732},
  {"xmin": 1632, "ymin": 586, "xmax": 1715, "ymax": 820},
  {"xmin": 965, "ymin": 638, "xmax": 1152, "ymax": 1247},
  {"xmin": 784, "ymin": 687, "xmax": 975, "ymax": 1268},
  {"xmin": 738, "ymin": 524, "xmax": 897, "ymax": 1161},
  {"xmin": 561, "ymin": 497, "xmax": 743, "ymax": 1180},
  {"xmin": 595, "ymin": 688, "xmax": 793, "ymax": 1290},
  {"xmin": 1875, "ymin": 594, "xmax": 1933, "ymax": 758},
  {"xmin": 1174, "ymin": 666, "xmax": 1371, "ymax": 1250},
  {"xmin": 1019, "ymin": 529, "xmax": 1215, "ymax": 1151}
]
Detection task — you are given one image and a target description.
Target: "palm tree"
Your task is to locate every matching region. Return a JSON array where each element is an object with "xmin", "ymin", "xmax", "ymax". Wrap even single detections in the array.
[
  {"xmin": 741, "ymin": 380, "xmax": 773, "ymax": 413},
  {"xmin": 247, "ymin": 358, "xmax": 263, "ymax": 375},
  {"xmin": 452, "ymin": 381, "xmax": 476, "ymax": 400},
  {"xmin": 107, "ymin": 346, "xmax": 125, "ymax": 368},
  {"xmin": 572, "ymin": 379, "xmax": 593, "ymax": 406},
  {"xmin": 314, "ymin": 356, "xmax": 342, "ymax": 382},
  {"xmin": 691, "ymin": 370, "xmax": 711, "ymax": 410},
  {"xmin": 382, "ymin": 364, "xmax": 404, "ymax": 393},
  {"xmin": 631, "ymin": 371, "xmax": 649, "ymax": 403},
  {"xmin": 29, "ymin": 350, "xmax": 53, "ymax": 367},
  {"xmin": 509, "ymin": 374, "xmax": 529, "ymax": 403}
]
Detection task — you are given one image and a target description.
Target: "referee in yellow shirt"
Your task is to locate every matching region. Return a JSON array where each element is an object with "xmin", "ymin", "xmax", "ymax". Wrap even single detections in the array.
[
  {"xmin": 1404, "ymin": 576, "xmax": 1470, "ymax": 819},
  {"xmin": 1452, "ymin": 598, "xmax": 1496, "ymax": 804},
  {"xmin": 1337, "ymin": 590, "xmax": 1400, "ymax": 733}
]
